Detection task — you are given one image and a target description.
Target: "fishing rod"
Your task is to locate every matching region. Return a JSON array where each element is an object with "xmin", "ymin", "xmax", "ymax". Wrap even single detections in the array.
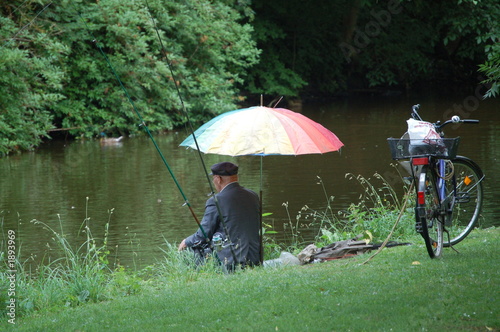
[
  {"xmin": 73, "ymin": 7, "xmax": 208, "ymax": 241},
  {"xmin": 143, "ymin": 0, "xmax": 239, "ymax": 264}
]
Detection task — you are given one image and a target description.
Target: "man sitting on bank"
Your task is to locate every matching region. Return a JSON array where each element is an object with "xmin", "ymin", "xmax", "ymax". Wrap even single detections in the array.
[{"xmin": 178, "ymin": 162, "xmax": 261, "ymax": 270}]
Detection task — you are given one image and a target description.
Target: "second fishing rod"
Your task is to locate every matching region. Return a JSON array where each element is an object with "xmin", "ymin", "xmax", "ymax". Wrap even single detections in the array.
[
  {"xmin": 143, "ymin": 0, "xmax": 238, "ymax": 264},
  {"xmin": 76, "ymin": 2, "xmax": 238, "ymax": 264},
  {"xmin": 74, "ymin": 7, "xmax": 209, "ymax": 243}
]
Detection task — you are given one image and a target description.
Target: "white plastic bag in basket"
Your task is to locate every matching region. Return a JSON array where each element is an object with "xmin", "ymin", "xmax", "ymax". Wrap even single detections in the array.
[{"xmin": 406, "ymin": 118, "xmax": 440, "ymax": 145}]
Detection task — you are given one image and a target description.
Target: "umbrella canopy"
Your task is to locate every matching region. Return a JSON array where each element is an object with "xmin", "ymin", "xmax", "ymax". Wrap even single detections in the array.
[{"xmin": 179, "ymin": 106, "xmax": 343, "ymax": 156}]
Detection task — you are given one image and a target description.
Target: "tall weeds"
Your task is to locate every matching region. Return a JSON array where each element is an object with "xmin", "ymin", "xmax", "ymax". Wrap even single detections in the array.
[
  {"xmin": 270, "ymin": 171, "xmax": 416, "ymax": 253},
  {"xmin": 0, "ymin": 171, "xmax": 417, "ymax": 319},
  {"xmin": 153, "ymin": 241, "xmax": 226, "ymax": 284},
  {"xmin": 0, "ymin": 198, "xmax": 139, "ymax": 318},
  {"xmin": 0, "ymin": 198, "xmax": 218, "ymax": 319}
]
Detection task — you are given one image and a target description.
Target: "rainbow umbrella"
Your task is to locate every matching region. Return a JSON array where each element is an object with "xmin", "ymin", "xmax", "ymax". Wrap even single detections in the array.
[
  {"xmin": 180, "ymin": 106, "xmax": 343, "ymax": 263},
  {"xmin": 179, "ymin": 106, "xmax": 343, "ymax": 156}
]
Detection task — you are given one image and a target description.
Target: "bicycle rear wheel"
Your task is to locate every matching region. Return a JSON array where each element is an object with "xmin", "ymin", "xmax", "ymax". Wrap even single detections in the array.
[
  {"xmin": 416, "ymin": 165, "xmax": 444, "ymax": 258},
  {"xmin": 443, "ymin": 156, "xmax": 484, "ymax": 246}
]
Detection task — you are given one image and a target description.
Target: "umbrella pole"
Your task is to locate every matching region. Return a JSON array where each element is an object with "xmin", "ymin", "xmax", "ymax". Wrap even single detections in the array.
[
  {"xmin": 259, "ymin": 96, "xmax": 263, "ymax": 264},
  {"xmin": 259, "ymin": 155, "xmax": 264, "ymax": 264}
]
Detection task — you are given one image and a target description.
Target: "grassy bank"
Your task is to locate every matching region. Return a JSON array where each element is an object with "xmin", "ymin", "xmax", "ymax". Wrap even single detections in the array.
[
  {"xmin": 2, "ymin": 175, "xmax": 498, "ymax": 331},
  {"xmin": 3, "ymin": 227, "xmax": 499, "ymax": 331}
]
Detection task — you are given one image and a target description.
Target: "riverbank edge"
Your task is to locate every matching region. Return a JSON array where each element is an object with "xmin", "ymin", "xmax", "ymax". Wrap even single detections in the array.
[{"xmin": 3, "ymin": 227, "xmax": 499, "ymax": 331}]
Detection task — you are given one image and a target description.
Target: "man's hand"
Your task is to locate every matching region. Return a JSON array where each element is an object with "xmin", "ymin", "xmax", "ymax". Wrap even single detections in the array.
[{"xmin": 178, "ymin": 239, "xmax": 187, "ymax": 251}]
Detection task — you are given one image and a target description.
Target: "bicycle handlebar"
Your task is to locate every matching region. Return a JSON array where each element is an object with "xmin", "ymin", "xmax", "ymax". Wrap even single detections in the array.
[{"xmin": 410, "ymin": 104, "xmax": 479, "ymax": 130}]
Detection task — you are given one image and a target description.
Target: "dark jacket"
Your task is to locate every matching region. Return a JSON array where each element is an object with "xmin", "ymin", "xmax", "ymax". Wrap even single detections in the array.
[{"xmin": 185, "ymin": 182, "xmax": 260, "ymax": 267}]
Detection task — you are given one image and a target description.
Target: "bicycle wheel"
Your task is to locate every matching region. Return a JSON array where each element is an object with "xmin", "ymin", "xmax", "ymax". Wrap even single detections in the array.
[
  {"xmin": 443, "ymin": 156, "xmax": 484, "ymax": 246},
  {"xmin": 416, "ymin": 164, "xmax": 444, "ymax": 258}
]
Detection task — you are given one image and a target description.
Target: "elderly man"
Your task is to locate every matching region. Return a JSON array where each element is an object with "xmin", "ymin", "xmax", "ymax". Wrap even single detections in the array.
[{"xmin": 178, "ymin": 162, "xmax": 261, "ymax": 270}]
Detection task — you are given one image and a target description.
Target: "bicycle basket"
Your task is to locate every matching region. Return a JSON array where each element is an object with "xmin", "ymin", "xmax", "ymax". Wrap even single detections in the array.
[{"xmin": 387, "ymin": 137, "xmax": 460, "ymax": 160}]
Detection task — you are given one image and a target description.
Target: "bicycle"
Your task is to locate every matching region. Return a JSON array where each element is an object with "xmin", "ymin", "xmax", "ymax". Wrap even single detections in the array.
[{"xmin": 387, "ymin": 104, "xmax": 485, "ymax": 258}]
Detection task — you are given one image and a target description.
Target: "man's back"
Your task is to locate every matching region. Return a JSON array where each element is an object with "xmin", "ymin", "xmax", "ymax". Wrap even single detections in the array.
[{"xmin": 213, "ymin": 182, "xmax": 260, "ymax": 267}]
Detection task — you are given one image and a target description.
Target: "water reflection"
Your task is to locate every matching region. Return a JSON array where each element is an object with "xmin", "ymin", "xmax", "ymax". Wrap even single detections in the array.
[{"xmin": 1, "ymin": 95, "xmax": 498, "ymax": 269}]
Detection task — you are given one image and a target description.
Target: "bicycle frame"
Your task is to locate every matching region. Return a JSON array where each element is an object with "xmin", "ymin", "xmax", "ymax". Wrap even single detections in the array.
[
  {"xmin": 411, "ymin": 105, "xmax": 452, "ymax": 215},
  {"xmin": 438, "ymin": 159, "xmax": 446, "ymax": 199},
  {"xmin": 395, "ymin": 104, "xmax": 483, "ymax": 258},
  {"xmin": 432, "ymin": 158, "xmax": 453, "ymax": 226}
]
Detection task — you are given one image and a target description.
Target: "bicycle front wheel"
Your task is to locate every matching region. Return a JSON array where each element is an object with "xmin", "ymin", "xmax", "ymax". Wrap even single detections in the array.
[
  {"xmin": 416, "ymin": 165, "xmax": 444, "ymax": 258},
  {"xmin": 443, "ymin": 156, "xmax": 484, "ymax": 246}
]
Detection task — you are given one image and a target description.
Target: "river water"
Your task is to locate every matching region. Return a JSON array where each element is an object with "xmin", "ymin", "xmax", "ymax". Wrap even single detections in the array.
[{"xmin": 1, "ymin": 93, "xmax": 498, "ymax": 269}]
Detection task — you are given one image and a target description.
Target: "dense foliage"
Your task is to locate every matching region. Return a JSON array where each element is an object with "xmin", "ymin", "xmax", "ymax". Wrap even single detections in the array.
[
  {"xmin": 249, "ymin": 0, "xmax": 500, "ymax": 96},
  {"xmin": 0, "ymin": 0, "xmax": 258, "ymax": 155},
  {"xmin": 1, "ymin": 0, "xmax": 498, "ymax": 155}
]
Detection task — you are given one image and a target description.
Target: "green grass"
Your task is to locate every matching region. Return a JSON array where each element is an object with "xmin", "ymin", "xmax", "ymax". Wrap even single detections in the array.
[
  {"xmin": 2, "ymin": 227, "xmax": 499, "ymax": 331},
  {"xmin": 2, "ymin": 175, "xmax": 498, "ymax": 331}
]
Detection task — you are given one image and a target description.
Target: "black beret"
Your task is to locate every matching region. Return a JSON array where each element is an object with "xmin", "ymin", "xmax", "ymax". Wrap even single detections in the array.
[{"xmin": 210, "ymin": 162, "xmax": 238, "ymax": 176}]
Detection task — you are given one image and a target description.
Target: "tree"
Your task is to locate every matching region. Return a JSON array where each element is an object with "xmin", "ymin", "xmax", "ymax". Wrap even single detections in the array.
[
  {"xmin": 0, "ymin": 0, "xmax": 259, "ymax": 155},
  {"xmin": 0, "ymin": 2, "xmax": 67, "ymax": 156},
  {"xmin": 248, "ymin": 0, "xmax": 500, "ymax": 96},
  {"xmin": 474, "ymin": 1, "xmax": 500, "ymax": 98},
  {"xmin": 479, "ymin": 51, "xmax": 500, "ymax": 98}
]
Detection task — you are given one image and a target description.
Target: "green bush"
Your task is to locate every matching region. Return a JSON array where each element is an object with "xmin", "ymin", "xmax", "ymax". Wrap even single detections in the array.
[{"xmin": 0, "ymin": 0, "xmax": 259, "ymax": 155}]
